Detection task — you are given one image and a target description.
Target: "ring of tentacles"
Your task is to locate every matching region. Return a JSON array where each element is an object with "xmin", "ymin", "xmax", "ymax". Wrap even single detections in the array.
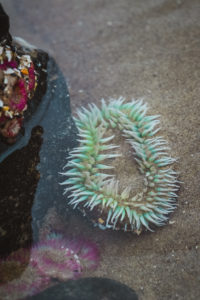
[{"xmin": 61, "ymin": 98, "xmax": 179, "ymax": 234}]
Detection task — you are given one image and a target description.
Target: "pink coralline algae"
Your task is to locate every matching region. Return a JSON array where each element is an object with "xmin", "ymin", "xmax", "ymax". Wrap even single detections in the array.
[
  {"xmin": 0, "ymin": 233, "xmax": 99, "ymax": 299},
  {"xmin": 0, "ymin": 59, "xmax": 18, "ymax": 70}
]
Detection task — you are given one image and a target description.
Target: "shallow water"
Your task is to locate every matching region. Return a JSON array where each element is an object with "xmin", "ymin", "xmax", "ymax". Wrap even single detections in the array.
[{"xmin": 0, "ymin": 1, "xmax": 200, "ymax": 299}]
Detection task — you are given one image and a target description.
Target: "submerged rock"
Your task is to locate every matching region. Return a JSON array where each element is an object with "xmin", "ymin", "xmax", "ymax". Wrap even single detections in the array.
[
  {"xmin": 0, "ymin": 4, "xmax": 10, "ymax": 40},
  {"xmin": 28, "ymin": 277, "xmax": 138, "ymax": 300}
]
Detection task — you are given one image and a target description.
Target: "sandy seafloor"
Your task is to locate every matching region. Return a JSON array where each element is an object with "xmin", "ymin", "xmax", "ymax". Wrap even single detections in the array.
[{"xmin": 1, "ymin": 0, "xmax": 200, "ymax": 299}]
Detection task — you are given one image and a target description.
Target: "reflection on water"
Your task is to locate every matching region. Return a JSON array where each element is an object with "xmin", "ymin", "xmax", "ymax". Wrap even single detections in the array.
[
  {"xmin": 0, "ymin": 57, "xmax": 80, "ymax": 298},
  {"xmin": 0, "ymin": 125, "xmax": 43, "ymax": 257},
  {"xmin": 0, "ymin": 209, "xmax": 99, "ymax": 299}
]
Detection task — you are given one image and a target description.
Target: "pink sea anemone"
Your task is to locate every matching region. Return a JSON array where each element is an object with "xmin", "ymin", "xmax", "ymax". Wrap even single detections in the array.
[
  {"xmin": 63, "ymin": 238, "xmax": 99, "ymax": 270},
  {"xmin": 0, "ymin": 264, "xmax": 50, "ymax": 300},
  {"xmin": 0, "ymin": 117, "xmax": 23, "ymax": 138},
  {"xmin": 0, "ymin": 233, "xmax": 99, "ymax": 299},
  {"xmin": 31, "ymin": 233, "xmax": 99, "ymax": 281},
  {"xmin": 0, "ymin": 248, "xmax": 50, "ymax": 300},
  {"xmin": 0, "ymin": 248, "xmax": 30, "ymax": 283}
]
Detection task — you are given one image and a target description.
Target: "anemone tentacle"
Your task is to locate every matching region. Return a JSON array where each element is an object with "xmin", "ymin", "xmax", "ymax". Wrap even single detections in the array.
[{"xmin": 61, "ymin": 98, "xmax": 179, "ymax": 233}]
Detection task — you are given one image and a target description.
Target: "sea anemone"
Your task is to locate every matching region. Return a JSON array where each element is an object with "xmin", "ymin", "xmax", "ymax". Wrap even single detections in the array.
[
  {"xmin": 0, "ymin": 248, "xmax": 31, "ymax": 284},
  {"xmin": 63, "ymin": 238, "xmax": 99, "ymax": 270},
  {"xmin": 31, "ymin": 233, "xmax": 99, "ymax": 281},
  {"xmin": 0, "ymin": 233, "xmax": 99, "ymax": 299},
  {"xmin": 0, "ymin": 248, "xmax": 50, "ymax": 299},
  {"xmin": 61, "ymin": 98, "xmax": 179, "ymax": 233}
]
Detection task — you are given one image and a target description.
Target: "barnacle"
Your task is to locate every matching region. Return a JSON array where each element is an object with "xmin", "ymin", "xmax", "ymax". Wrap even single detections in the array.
[{"xmin": 61, "ymin": 98, "xmax": 179, "ymax": 233}]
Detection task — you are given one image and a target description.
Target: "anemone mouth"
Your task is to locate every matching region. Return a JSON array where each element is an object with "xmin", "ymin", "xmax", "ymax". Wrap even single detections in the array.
[{"xmin": 61, "ymin": 97, "xmax": 179, "ymax": 233}]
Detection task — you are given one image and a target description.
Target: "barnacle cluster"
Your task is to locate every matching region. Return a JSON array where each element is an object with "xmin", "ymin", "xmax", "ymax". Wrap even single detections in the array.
[
  {"xmin": 0, "ymin": 43, "xmax": 37, "ymax": 142},
  {"xmin": 61, "ymin": 98, "xmax": 179, "ymax": 233}
]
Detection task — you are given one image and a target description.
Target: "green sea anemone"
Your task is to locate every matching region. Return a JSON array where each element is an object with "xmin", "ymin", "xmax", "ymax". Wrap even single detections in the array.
[{"xmin": 61, "ymin": 98, "xmax": 179, "ymax": 234}]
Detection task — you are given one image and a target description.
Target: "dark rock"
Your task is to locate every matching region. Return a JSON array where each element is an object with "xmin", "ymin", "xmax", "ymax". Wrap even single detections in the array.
[
  {"xmin": 0, "ymin": 55, "xmax": 78, "ymax": 256},
  {"xmin": 28, "ymin": 277, "xmax": 138, "ymax": 300},
  {"xmin": 0, "ymin": 4, "xmax": 78, "ymax": 258},
  {"xmin": 0, "ymin": 3, "xmax": 10, "ymax": 40},
  {"xmin": 0, "ymin": 46, "xmax": 48, "ymax": 155}
]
